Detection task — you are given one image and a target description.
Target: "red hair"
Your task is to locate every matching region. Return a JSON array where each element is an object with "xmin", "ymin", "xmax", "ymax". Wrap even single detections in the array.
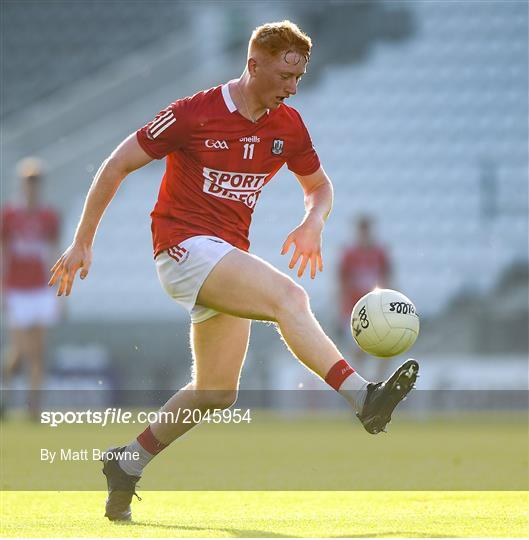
[{"xmin": 249, "ymin": 20, "xmax": 312, "ymax": 62}]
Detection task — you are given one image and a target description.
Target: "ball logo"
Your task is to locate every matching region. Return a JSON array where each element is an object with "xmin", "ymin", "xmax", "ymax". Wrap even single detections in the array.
[
  {"xmin": 358, "ymin": 305, "xmax": 370, "ymax": 328},
  {"xmin": 353, "ymin": 305, "xmax": 370, "ymax": 337},
  {"xmin": 205, "ymin": 139, "xmax": 229, "ymax": 150},
  {"xmin": 388, "ymin": 302, "xmax": 416, "ymax": 315}
]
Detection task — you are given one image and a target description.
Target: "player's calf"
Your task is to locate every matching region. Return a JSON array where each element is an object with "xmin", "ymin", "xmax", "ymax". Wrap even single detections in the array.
[{"xmin": 193, "ymin": 388, "xmax": 239, "ymax": 411}]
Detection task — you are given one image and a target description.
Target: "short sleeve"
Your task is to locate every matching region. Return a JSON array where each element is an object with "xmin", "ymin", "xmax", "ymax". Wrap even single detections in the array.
[
  {"xmin": 136, "ymin": 98, "xmax": 191, "ymax": 160},
  {"xmin": 286, "ymin": 111, "xmax": 320, "ymax": 176}
]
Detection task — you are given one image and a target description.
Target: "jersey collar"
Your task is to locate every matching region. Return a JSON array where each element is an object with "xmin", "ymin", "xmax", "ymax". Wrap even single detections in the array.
[
  {"xmin": 221, "ymin": 80, "xmax": 271, "ymax": 123},
  {"xmin": 221, "ymin": 82, "xmax": 237, "ymax": 113}
]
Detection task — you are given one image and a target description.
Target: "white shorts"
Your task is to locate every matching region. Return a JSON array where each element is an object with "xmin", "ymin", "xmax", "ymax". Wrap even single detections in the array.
[
  {"xmin": 4, "ymin": 287, "xmax": 59, "ymax": 329},
  {"xmin": 155, "ymin": 235, "xmax": 235, "ymax": 323}
]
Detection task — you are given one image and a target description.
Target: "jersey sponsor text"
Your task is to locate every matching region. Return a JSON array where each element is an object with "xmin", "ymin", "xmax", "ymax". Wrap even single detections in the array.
[{"xmin": 202, "ymin": 167, "xmax": 269, "ymax": 209}]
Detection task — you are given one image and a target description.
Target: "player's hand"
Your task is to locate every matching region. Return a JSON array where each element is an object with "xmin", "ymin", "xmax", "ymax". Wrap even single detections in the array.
[
  {"xmin": 280, "ymin": 216, "xmax": 324, "ymax": 279},
  {"xmin": 48, "ymin": 242, "xmax": 93, "ymax": 296}
]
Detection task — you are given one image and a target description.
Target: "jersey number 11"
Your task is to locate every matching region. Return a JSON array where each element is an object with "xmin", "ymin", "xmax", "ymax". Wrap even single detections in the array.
[{"xmin": 243, "ymin": 143, "xmax": 254, "ymax": 160}]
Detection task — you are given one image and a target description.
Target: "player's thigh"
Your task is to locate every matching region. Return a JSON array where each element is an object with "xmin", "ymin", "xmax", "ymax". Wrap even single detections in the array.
[
  {"xmin": 191, "ymin": 312, "xmax": 251, "ymax": 390},
  {"xmin": 196, "ymin": 249, "xmax": 306, "ymax": 321}
]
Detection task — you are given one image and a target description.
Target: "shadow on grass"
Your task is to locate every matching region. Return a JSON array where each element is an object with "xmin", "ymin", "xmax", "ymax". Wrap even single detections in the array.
[
  {"xmin": 118, "ymin": 521, "xmax": 460, "ymax": 538},
  {"xmin": 123, "ymin": 521, "xmax": 295, "ymax": 538}
]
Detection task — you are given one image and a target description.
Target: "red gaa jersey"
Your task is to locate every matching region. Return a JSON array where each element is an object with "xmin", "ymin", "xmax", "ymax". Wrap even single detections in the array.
[
  {"xmin": 339, "ymin": 245, "xmax": 390, "ymax": 318},
  {"xmin": 1, "ymin": 205, "xmax": 60, "ymax": 290},
  {"xmin": 136, "ymin": 82, "xmax": 320, "ymax": 256}
]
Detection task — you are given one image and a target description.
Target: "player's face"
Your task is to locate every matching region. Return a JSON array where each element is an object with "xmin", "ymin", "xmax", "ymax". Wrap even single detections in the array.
[{"xmin": 255, "ymin": 51, "xmax": 307, "ymax": 110}]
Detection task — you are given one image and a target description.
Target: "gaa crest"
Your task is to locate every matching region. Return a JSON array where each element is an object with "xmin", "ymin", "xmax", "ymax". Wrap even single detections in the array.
[{"xmin": 271, "ymin": 139, "xmax": 284, "ymax": 155}]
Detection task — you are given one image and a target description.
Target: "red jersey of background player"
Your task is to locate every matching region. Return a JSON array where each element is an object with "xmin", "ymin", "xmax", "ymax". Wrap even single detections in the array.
[
  {"xmin": 339, "ymin": 245, "xmax": 390, "ymax": 319},
  {"xmin": 136, "ymin": 82, "xmax": 320, "ymax": 256},
  {"xmin": 1, "ymin": 205, "xmax": 60, "ymax": 290}
]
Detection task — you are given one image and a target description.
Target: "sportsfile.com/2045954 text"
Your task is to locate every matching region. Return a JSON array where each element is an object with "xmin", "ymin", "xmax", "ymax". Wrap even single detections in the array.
[{"xmin": 40, "ymin": 408, "xmax": 252, "ymax": 427}]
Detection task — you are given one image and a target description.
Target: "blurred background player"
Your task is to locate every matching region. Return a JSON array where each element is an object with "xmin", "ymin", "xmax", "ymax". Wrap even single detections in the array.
[
  {"xmin": 337, "ymin": 215, "xmax": 391, "ymax": 379},
  {"xmin": 1, "ymin": 158, "xmax": 60, "ymax": 419}
]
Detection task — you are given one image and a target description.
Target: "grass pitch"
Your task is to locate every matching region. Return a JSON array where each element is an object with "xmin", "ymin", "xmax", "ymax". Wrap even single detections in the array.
[{"xmin": 1, "ymin": 490, "xmax": 528, "ymax": 537}]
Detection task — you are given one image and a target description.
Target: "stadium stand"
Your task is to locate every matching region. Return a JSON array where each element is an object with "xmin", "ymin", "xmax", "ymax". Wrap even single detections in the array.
[{"xmin": 1, "ymin": 0, "xmax": 188, "ymax": 118}]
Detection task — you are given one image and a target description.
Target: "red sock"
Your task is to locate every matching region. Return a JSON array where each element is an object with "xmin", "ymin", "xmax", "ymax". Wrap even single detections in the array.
[
  {"xmin": 137, "ymin": 426, "xmax": 167, "ymax": 455},
  {"xmin": 325, "ymin": 359, "xmax": 355, "ymax": 391}
]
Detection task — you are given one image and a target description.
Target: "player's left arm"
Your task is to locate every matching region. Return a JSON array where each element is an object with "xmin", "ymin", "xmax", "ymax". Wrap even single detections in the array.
[{"xmin": 281, "ymin": 166, "xmax": 333, "ymax": 279}]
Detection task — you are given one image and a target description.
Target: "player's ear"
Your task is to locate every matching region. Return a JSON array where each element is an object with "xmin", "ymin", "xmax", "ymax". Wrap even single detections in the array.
[{"xmin": 247, "ymin": 57, "xmax": 257, "ymax": 77}]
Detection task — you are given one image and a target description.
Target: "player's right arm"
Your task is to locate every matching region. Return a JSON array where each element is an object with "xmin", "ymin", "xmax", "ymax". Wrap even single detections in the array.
[{"xmin": 48, "ymin": 134, "xmax": 153, "ymax": 296}]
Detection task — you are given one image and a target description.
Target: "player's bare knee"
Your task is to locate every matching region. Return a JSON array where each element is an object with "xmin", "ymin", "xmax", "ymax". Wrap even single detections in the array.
[{"xmin": 273, "ymin": 281, "xmax": 310, "ymax": 321}]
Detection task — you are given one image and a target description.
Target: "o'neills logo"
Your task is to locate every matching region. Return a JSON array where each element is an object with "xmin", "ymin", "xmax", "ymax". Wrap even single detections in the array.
[
  {"xmin": 239, "ymin": 135, "xmax": 261, "ymax": 143},
  {"xmin": 202, "ymin": 167, "xmax": 269, "ymax": 209}
]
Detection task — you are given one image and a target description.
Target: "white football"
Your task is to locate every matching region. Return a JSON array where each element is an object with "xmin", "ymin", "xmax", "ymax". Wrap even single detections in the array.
[{"xmin": 351, "ymin": 288, "xmax": 419, "ymax": 358}]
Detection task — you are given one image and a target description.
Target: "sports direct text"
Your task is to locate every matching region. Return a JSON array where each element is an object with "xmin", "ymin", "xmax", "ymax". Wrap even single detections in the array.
[
  {"xmin": 202, "ymin": 166, "xmax": 270, "ymax": 209},
  {"xmin": 40, "ymin": 407, "xmax": 252, "ymax": 428}
]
